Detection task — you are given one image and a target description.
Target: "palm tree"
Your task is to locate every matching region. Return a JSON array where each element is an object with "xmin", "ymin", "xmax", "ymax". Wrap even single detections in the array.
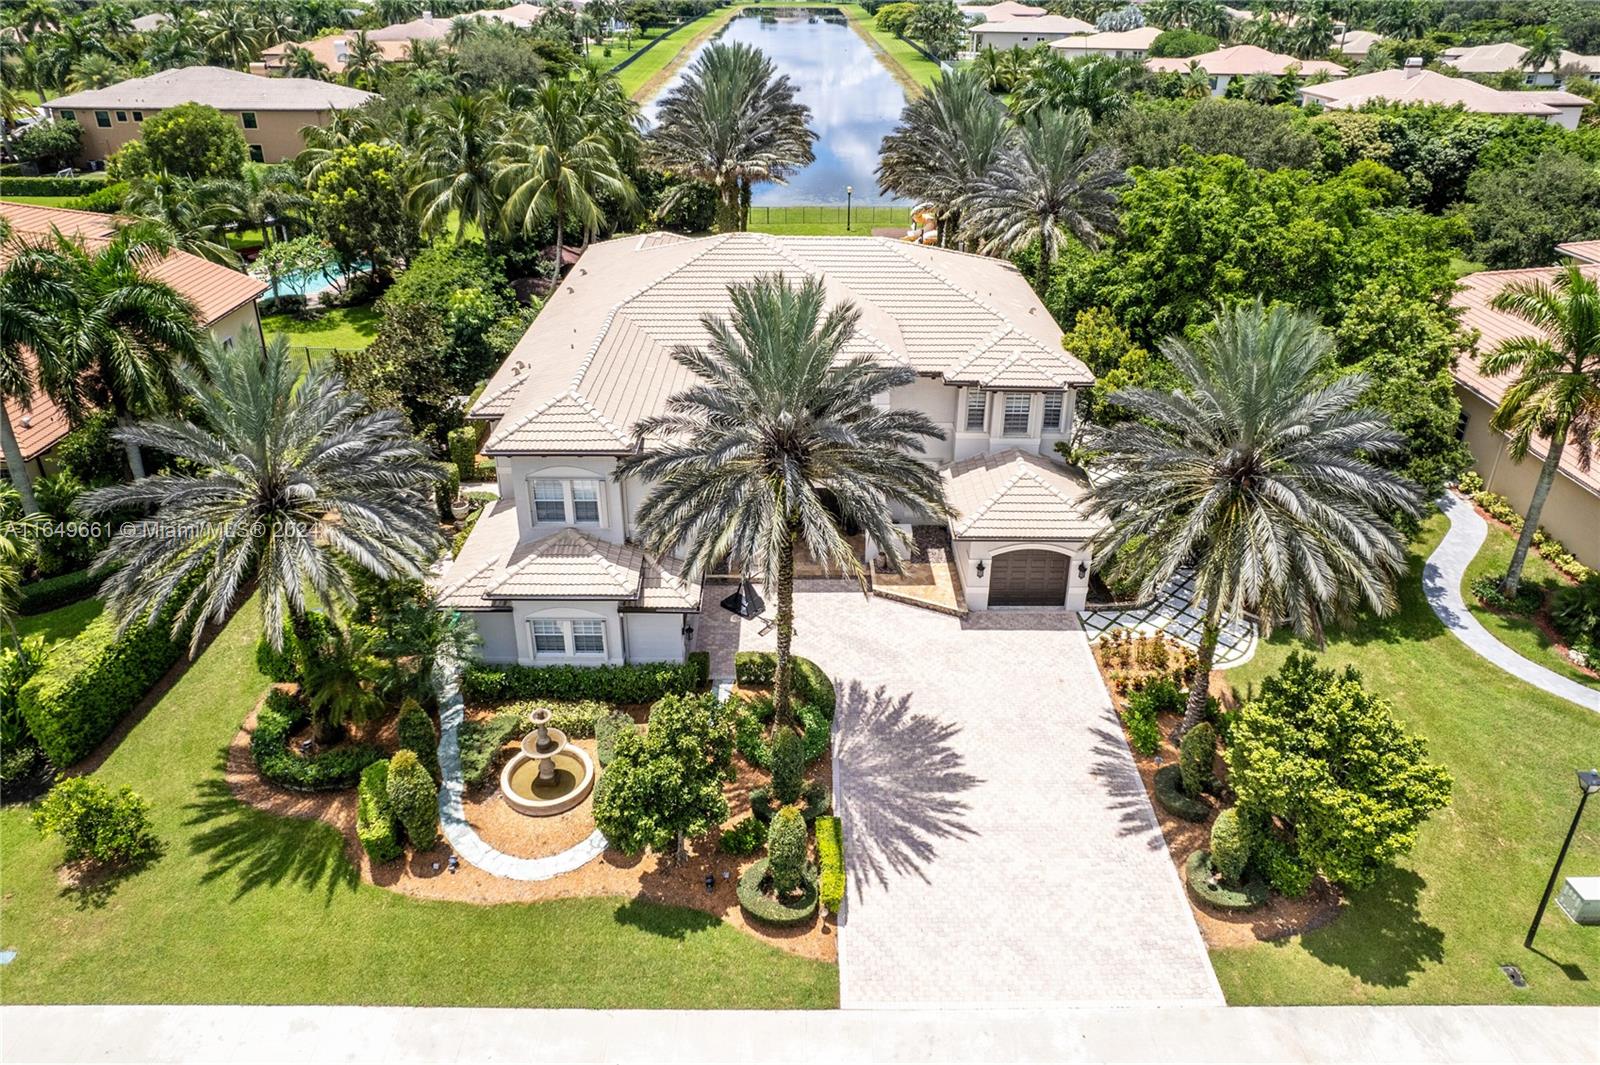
[
  {"xmin": 877, "ymin": 66, "xmax": 1015, "ymax": 252},
  {"xmin": 1179, "ymin": 60, "xmax": 1214, "ymax": 98},
  {"xmin": 0, "ymin": 224, "xmax": 77, "ymax": 514},
  {"xmin": 618, "ymin": 274, "xmax": 950, "ymax": 719},
  {"xmin": 343, "ymin": 31, "xmax": 386, "ymax": 89},
  {"xmin": 414, "ymin": 92, "xmax": 505, "ymax": 241},
  {"xmin": 201, "ymin": 163, "xmax": 309, "ymax": 248},
  {"xmin": 121, "ymin": 174, "xmax": 239, "ymax": 265},
  {"xmin": 1520, "ymin": 27, "xmax": 1566, "ymax": 77},
  {"xmin": 1087, "ymin": 301, "xmax": 1422, "ymax": 737},
  {"xmin": 1285, "ymin": 13, "xmax": 1334, "ymax": 59},
  {"xmin": 1239, "ymin": 71, "xmax": 1280, "ymax": 102},
  {"xmin": 647, "ymin": 40, "xmax": 816, "ymax": 233},
  {"xmin": 1010, "ymin": 54, "xmax": 1136, "ymax": 124},
  {"xmin": 282, "ymin": 44, "xmax": 331, "ymax": 81},
  {"xmin": 957, "ymin": 107, "xmax": 1126, "ymax": 282},
  {"xmin": 202, "ymin": 2, "xmax": 267, "ymax": 69},
  {"xmin": 66, "ymin": 53, "xmax": 125, "ymax": 91},
  {"xmin": 80, "ymin": 333, "xmax": 444, "ymax": 657},
  {"xmin": 1480, "ymin": 264, "xmax": 1600, "ymax": 596},
  {"xmin": 496, "ymin": 80, "xmax": 636, "ymax": 259}
]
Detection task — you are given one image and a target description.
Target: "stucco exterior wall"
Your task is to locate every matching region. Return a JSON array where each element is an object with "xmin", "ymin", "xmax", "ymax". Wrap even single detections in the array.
[
  {"xmin": 206, "ymin": 301, "xmax": 262, "ymax": 350},
  {"xmin": 970, "ymin": 28, "xmax": 1074, "ymax": 49},
  {"xmin": 499, "ymin": 454, "xmax": 627, "ymax": 545},
  {"xmin": 55, "ymin": 106, "xmax": 334, "ymax": 165},
  {"xmin": 889, "ymin": 375, "xmax": 958, "ymax": 462},
  {"xmin": 465, "ymin": 609, "xmax": 518, "ymax": 664},
  {"xmin": 509, "ymin": 599, "xmax": 626, "ymax": 666},
  {"xmin": 952, "ymin": 538, "xmax": 1093, "ymax": 611}
]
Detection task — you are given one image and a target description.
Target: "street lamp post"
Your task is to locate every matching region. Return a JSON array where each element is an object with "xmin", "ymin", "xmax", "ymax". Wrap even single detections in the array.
[
  {"xmin": 1525, "ymin": 768, "xmax": 1600, "ymax": 948},
  {"xmin": 846, "ymin": 186, "xmax": 853, "ymax": 231}
]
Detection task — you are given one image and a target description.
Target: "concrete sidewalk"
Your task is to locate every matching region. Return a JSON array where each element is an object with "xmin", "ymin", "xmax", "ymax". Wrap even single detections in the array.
[{"xmin": 6, "ymin": 1005, "xmax": 1596, "ymax": 1063}]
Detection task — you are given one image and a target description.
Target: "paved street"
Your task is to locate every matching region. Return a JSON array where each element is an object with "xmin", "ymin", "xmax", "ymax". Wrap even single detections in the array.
[{"xmin": 694, "ymin": 583, "xmax": 1221, "ymax": 1008}]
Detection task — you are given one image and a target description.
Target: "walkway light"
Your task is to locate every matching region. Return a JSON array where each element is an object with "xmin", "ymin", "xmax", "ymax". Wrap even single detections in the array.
[
  {"xmin": 1526, "ymin": 768, "xmax": 1600, "ymax": 948},
  {"xmin": 846, "ymin": 186, "xmax": 853, "ymax": 231}
]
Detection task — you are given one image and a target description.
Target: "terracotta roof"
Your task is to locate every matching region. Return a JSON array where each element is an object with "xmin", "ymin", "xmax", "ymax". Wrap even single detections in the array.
[
  {"xmin": 2, "ymin": 356, "xmax": 71, "ymax": 461},
  {"xmin": 1147, "ymin": 44, "xmax": 1346, "ymax": 78},
  {"xmin": 971, "ymin": 15, "xmax": 1096, "ymax": 35},
  {"xmin": 1048, "ymin": 27, "xmax": 1163, "ymax": 52},
  {"xmin": 1557, "ymin": 240, "xmax": 1600, "ymax": 265},
  {"xmin": 257, "ymin": 35, "xmax": 413, "ymax": 75},
  {"xmin": 1299, "ymin": 68, "xmax": 1564, "ymax": 116},
  {"xmin": 1452, "ymin": 265, "xmax": 1600, "ymax": 495},
  {"xmin": 474, "ymin": 233, "xmax": 1090, "ymax": 454},
  {"xmin": 45, "ymin": 65, "xmax": 375, "ymax": 111},
  {"xmin": 942, "ymin": 450, "xmax": 1105, "ymax": 540}
]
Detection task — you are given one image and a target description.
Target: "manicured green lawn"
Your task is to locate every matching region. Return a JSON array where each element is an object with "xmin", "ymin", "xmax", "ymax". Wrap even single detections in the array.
[
  {"xmin": 16, "ymin": 597, "xmax": 104, "ymax": 646},
  {"xmin": 838, "ymin": 3, "xmax": 943, "ymax": 93},
  {"xmin": 0, "ymin": 601, "xmax": 837, "ymax": 1007},
  {"xmin": 1212, "ymin": 511, "xmax": 1600, "ymax": 1005},
  {"xmin": 745, "ymin": 204, "xmax": 909, "ymax": 237},
  {"xmin": 262, "ymin": 304, "xmax": 381, "ymax": 354},
  {"xmin": 0, "ymin": 195, "xmax": 81, "ymax": 207},
  {"xmin": 1462, "ymin": 514, "xmax": 1599, "ymax": 690},
  {"xmin": 616, "ymin": 9, "xmax": 740, "ymax": 99}
]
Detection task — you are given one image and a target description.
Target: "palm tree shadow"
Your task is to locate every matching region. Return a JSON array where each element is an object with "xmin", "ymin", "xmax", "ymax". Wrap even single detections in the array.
[
  {"xmin": 834, "ymin": 680, "xmax": 980, "ymax": 895},
  {"xmin": 1087, "ymin": 723, "xmax": 1166, "ymax": 850},
  {"xmin": 182, "ymin": 753, "xmax": 359, "ymax": 904},
  {"xmin": 1298, "ymin": 867, "xmax": 1444, "ymax": 987}
]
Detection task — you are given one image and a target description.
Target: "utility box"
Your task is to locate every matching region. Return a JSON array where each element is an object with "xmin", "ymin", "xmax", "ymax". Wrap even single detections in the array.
[{"xmin": 1556, "ymin": 876, "xmax": 1600, "ymax": 925}]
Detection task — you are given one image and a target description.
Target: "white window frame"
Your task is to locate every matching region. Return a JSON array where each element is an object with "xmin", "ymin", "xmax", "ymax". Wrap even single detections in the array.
[
  {"xmin": 570, "ymin": 619, "xmax": 606, "ymax": 656},
  {"xmin": 530, "ymin": 619, "xmax": 567, "ymax": 655},
  {"xmin": 531, "ymin": 478, "xmax": 568, "ymax": 523},
  {"xmin": 528, "ymin": 476, "xmax": 606, "ymax": 526},
  {"xmin": 1002, "ymin": 394, "xmax": 1031, "ymax": 437},
  {"xmin": 965, "ymin": 389, "xmax": 987, "ymax": 432},
  {"xmin": 1042, "ymin": 391, "xmax": 1064, "ymax": 433},
  {"xmin": 529, "ymin": 618, "xmax": 608, "ymax": 658}
]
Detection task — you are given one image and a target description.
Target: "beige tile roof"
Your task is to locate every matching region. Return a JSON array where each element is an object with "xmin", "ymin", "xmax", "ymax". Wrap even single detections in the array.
[
  {"xmin": 45, "ymin": 65, "xmax": 375, "ymax": 111},
  {"xmin": 1333, "ymin": 29, "xmax": 1384, "ymax": 56},
  {"xmin": 1557, "ymin": 240, "xmax": 1600, "ymax": 265},
  {"xmin": 1147, "ymin": 44, "xmax": 1346, "ymax": 78},
  {"xmin": 942, "ymin": 450, "xmax": 1105, "ymax": 541},
  {"xmin": 960, "ymin": 2, "xmax": 1047, "ymax": 20},
  {"xmin": 971, "ymin": 15, "xmax": 1096, "ymax": 35},
  {"xmin": 368, "ymin": 15, "xmax": 457, "ymax": 41},
  {"xmin": 1048, "ymin": 27, "xmax": 1162, "ymax": 52},
  {"xmin": 1442, "ymin": 41, "xmax": 1600, "ymax": 75},
  {"xmin": 474, "ymin": 233, "xmax": 1090, "ymax": 455},
  {"xmin": 1299, "ymin": 68, "xmax": 1564, "ymax": 116},
  {"xmin": 633, "ymin": 554, "xmax": 703, "ymax": 612},
  {"xmin": 1452, "ymin": 265, "xmax": 1600, "ymax": 495}
]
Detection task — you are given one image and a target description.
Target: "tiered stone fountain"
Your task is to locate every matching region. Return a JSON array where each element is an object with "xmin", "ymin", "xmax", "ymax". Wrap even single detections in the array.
[{"xmin": 499, "ymin": 707, "xmax": 595, "ymax": 816}]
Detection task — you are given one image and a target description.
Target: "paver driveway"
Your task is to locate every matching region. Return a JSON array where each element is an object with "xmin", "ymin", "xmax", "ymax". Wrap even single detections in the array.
[{"xmin": 693, "ymin": 583, "xmax": 1222, "ymax": 1009}]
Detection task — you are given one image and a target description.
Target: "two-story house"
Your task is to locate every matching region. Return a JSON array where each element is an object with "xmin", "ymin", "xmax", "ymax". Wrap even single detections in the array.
[{"xmin": 439, "ymin": 232, "xmax": 1105, "ymax": 667}]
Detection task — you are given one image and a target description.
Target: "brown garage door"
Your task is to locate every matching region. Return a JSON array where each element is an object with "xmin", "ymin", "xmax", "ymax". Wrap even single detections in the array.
[{"xmin": 988, "ymin": 549, "xmax": 1068, "ymax": 607}]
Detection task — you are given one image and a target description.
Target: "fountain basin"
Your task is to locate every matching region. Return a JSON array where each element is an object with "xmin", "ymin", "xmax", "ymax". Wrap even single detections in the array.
[{"xmin": 500, "ymin": 745, "xmax": 594, "ymax": 817}]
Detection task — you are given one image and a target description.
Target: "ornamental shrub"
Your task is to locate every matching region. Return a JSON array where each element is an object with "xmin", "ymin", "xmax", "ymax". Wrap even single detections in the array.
[
  {"xmin": 718, "ymin": 815, "xmax": 764, "ymax": 856},
  {"xmin": 32, "ymin": 777, "xmax": 158, "ymax": 867},
  {"xmin": 1552, "ymin": 574, "xmax": 1600, "ymax": 647},
  {"xmin": 136, "ymin": 102, "xmax": 248, "ymax": 180},
  {"xmin": 356, "ymin": 759, "xmax": 402, "ymax": 864},
  {"xmin": 9, "ymin": 119, "xmax": 83, "ymax": 172},
  {"xmin": 771, "ymin": 727, "xmax": 804, "ymax": 804},
  {"xmin": 593, "ymin": 692, "xmax": 734, "ymax": 856},
  {"xmin": 766, "ymin": 805, "xmax": 809, "ymax": 895},
  {"xmin": 1209, "ymin": 808, "xmax": 1250, "ymax": 885},
  {"xmin": 396, "ymin": 699, "xmax": 440, "ymax": 782},
  {"xmin": 462, "ymin": 656, "xmax": 706, "ymax": 704},
  {"xmin": 1120, "ymin": 699, "xmax": 1160, "ymax": 756},
  {"xmin": 15, "ymin": 569, "xmax": 104, "ymax": 615},
  {"xmin": 734, "ymin": 651, "xmax": 776, "ymax": 686},
  {"xmin": 0, "ymin": 634, "xmax": 47, "ymax": 753},
  {"xmin": 1251, "ymin": 830, "xmax": 1315, "ymax": 898},
  {"xmin": 1179, "ymin": 721, "xmax": 1216, "ymax": 798},
  {"xmin": 386, "ymin": 749, "xmax": 439, "ymax": 850},
  {"xmin": 447, "ymin": 426, "xmax": 479, "ymax": 482},
  {"xmin": 594, "ymin": 708, "xmax": 635, "ymax": 768},
  {"xmin": 816, "ymin": 814, "xmax": 845, "ymax": 914},
  {"xmin": 250, "ymin": 689, "xmax": 382, "ymax": 791}
]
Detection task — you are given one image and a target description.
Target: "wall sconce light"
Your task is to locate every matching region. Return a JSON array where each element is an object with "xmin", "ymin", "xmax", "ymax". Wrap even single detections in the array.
[
  {"xmin": 975, "ymin": 560, "xmax": 986, "ymax": 578},
  {"xmin": 1077, "ymin": 561, "xmax": 1088, "ymax": 579}
]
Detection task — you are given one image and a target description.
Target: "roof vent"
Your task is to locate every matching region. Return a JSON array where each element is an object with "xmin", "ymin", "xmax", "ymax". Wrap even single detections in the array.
[
  {"xmin": 19, "ymin": 415, "xmax": 31, "ymax": 428},
  {"xmin": 1404, "ymin": 56, "xmax": 1423, "ymax": 78}
]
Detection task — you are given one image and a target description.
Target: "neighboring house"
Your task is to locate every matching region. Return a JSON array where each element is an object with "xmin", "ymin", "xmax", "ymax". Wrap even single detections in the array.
[
  {"xmin": 959, "ymin": 1, "xmax": 1046, "ymax": 21},
  {"xmin": 1299, "ymin": 61, "xmax": 1590, "ymax": 129},
  {"xmin": 130, "ymin": 13, "xmax": 171, "ymax": 33},
  {"xmin": 1452, "ymin": 264, "xmax": 1600, "ymax": 568},
  {"xmin": 0, "ymin": 202, "xmax": 267, "ymax": 486},
  {"xmin": 367, "ymin": 12, "xmax": 460, "ymax": 41},
  {"xmin": 254, "ymin": 34, "xmax": 413, "ymax": 77},
  {"xmin": 1048, "ymin": 27, "xmax": 1163, "ymax": 60},
  {"xmin": 1332, "ymin": 28, "xmax": 1383, "ymax": 60},
  {"xmin": 1441, "ymin": 41, "xmax": 1600, "ymax": 85},
  {"xmin": 442, "ymin": 232, "xmax": 1104, "ymax": 666},
  {"xmin": 969, "ymin": 15, "xmax": 1096, "ymax": 51},
  {"xmin": 42, "ymin": 67, "xmax": 376, "ymax": 165},
  {"xmin": 1557, "ymin": 240, "xmax": 1600, "ymax": 264},
  {"xmin": 474, "ymin": 3, "xmax": 551, "ymax": 28},
  {"xmin": 1145, "ymin": 44, "xmax": 1346, "ymax": 95}
]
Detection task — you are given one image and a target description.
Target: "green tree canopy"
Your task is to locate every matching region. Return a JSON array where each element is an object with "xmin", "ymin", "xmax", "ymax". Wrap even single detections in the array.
[
  {"xmin": 1465, "ymin": 150, "xmax": 1600, "ymax": 270},
  {"xmin": 129, "ymin": 102, "xmax": 248, "ymax": 181},
  {"xmin": 307, "ymin": 141, "xmax": 416, "ymax": 283}
]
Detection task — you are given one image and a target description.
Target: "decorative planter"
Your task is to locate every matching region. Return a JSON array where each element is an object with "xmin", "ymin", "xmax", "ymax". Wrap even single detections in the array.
[{"xmin": 450, "ymin": 500, "xmax": 471, "ymax": 520}]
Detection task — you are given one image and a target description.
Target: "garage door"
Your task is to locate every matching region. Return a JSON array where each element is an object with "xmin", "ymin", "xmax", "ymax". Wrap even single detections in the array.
[{"xmin": 988, "ymin": 549, "xmax": 1068, "ymax": 607}]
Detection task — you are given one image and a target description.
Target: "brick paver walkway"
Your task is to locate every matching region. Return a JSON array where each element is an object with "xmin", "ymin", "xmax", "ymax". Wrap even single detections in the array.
[{"xmin": 693, "ymin": 584, "xmax": 1221, "ymax": 1008}]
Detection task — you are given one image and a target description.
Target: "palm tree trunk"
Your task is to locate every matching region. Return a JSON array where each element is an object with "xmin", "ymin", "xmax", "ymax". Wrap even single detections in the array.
[
  {"xmin": 120, "ymin": 414, "xmax": 146, "ymax": 479},
  {"xmin": 1175, "ymin": 605, "xmax": 1219, "ymax": 742},
  {"xmin": 0, "ymin": 403, "xmax": 40, "ymax": 514},
  {"xmin": 1502, "ymin": 435, "xmax": 1568, "ymax": 597},
  {"xmin": 772, "ymin": 526, "xmax": 797, "ymax": 724}
]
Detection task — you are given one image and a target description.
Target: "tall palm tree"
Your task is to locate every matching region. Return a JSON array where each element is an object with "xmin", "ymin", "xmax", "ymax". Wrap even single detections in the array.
[
  {"xmin": 0, "ymin": 224, "xmax": 77, "ymax": 515},
  {"xmin": 1240, "ymin": 71, "xmax": 1280, "ymax": 103},
  {"xmin": 1087, "ymin": 301, "xmax": 1422, "ymax": 737},
  {"xmin": 647, "ymin": 40, "xmax": 816, "ymax": 233},
  {"xmin": 282, "ymin": 44, "xmax": 331, "ymax": 81},
  {"xmin": 201, "ymin": 163, "xmax": 309, "ymax": 248},
  {"xmin": 957, "ymin": 107, "xmax": 1126, "ymax": 282},
  {"xmin": 80, "ymin": 334, "xmax": 444, "ymax": 656},
  {"xmin": 618, "ymin": 274, "xmax": 950, "ymax": 720},
  {"xmin": 1480, "ymin": 264, "xmax": 1600, "ymax": 596},
  {"xmin": 414, "ymin": 92, "xmax": 505, "ymax": 242},
  {"xmin": 1179, "ymin": 60, "xmax": 1214, "ymax": 98},
  {"xmin": 202, "ymin": 2, "xmax": 267, "ymax": 69},
  {"xmin": 121, "ymin": 174, "xmax": 239, "ymax": 265},
  {"xmin": 343, "ymin": 30, "xmax": 386, "ymax": 89},
  {"xmin": 1520, "ymin": 27, "xmax": 1566, "ymax": 76},
  {"xmin": 1011, "ymin": 53, "xmax": 1136, "ymax": 123},
  {"xmin": 496, "ymin": 80, "xmax": 636, "ymax": 259},
  {"xmin": 877, "ymin": 66, "xmax": 1015, "ymax": 252}
]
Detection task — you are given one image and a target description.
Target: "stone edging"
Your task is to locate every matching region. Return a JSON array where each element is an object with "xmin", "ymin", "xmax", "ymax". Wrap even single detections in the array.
[{"xmin": 434, "ymin": 668, "xmax": 609, "ymax": 881}]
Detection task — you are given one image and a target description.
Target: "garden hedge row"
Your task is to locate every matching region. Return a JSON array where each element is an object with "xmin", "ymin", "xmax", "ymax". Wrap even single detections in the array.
[
  {"xmin": 250, "ymin": 689, "xmax": 382, "ymax": 792},
  {"xmin": 461, "ymin": 652, "xmax": 709, "ymax": 705},
  {"xmin": 733, "ymin": 651, "xmax": 836, "ymax": 717},
  {"xmin": 356, "ymin": 759, "xmax": 402, "ymax": 863},
  {"xmin": 0, "ymin": 174, "xmax": 108, "ymax": 196},
  {"xmin": 16, "ymin": 568, "xmax": 104, "ymax": 615},
  {"xmin": 736, "ymin": 857, "xmax": 819, "ymax": 927},
  {"xmin": 18, "ymin": 610, "xmax": 182, "ymax": 768},
  {"xmin": 816, "ymin": 815, "xmax": 845, "ymax": 914}
]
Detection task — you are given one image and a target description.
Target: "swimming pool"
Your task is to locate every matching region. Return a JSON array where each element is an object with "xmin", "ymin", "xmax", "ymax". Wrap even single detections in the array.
[{"xmin": 255, "ymin": 260, "xmax": 370, "ymax": 301}]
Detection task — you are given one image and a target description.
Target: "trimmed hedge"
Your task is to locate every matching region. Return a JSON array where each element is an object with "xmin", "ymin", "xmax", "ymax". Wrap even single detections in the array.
[
  {"xmin": 462, "ymin": 652, "xmax": 709, "ymax": 704},
  {"xmin": 734, "ymin": 651, "xmax": 775, "ymax": 686},
  {"xmin": 1154, "ymin": 764, "xmax": 1210, "ymax": 822},
  {"xmin": 749, "ymin": 779, "xmax": 830, "ymax": 825},
  {"xmin": 1185, "ymin": 849, "xmax": 1269, "ymax": 911},
  {"xmin": 816, "ymin": 815, "xmax": 844, "ymax": 914},
  {"xmin": 356, "ymin": 759, "xmax": 402, "ymax": 864},
  {"xmin": 736, "ymin": 857, "xmax": 819, "ymax": 927},
  {"xmin": 250, "ymin": 689, "xmax": 382, "ymax": 792},
  {"xmin": 16, "ymin": 568, "xmax": 104, "ymax": 615},
  {"xmin": 387, "ymin": 749, "xmax": 438, "ymax": 849},
  {"xmin": 0, "ymin": 174, "xmax": 108, "ymax": 196},
  {"xmin": 396, "ymin": 700, "xmax": 439, "ymax": 781},
  {"xmin": 594, "ymin": 708, "xmax": 635, "ymax": 768},
  {"xmin": 18, "ymin": 610, "xmax": 182, "ymax": 768}
]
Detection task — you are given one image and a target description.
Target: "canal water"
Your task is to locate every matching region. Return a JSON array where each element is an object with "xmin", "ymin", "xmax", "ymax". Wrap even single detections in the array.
[{"xmin": 647, "ymin": 7, "xmax": 913, "ymax": 207}]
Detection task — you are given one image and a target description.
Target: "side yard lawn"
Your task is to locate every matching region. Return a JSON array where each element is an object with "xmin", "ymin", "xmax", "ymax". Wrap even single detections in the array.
[
  {"xmin": 16, "ymin": 597, "xmax": 104, "ymax": 646},
  {"xmin": 262, "ymin": 304, "xmax": 381, "ymax": 357},
  {"xmin": 0, "ymin": 600, "xmax": 837, "ymax": 1008},
  {"xmin": 1211, "ymin": 511, "xmax": 1600, "ymax": 1005}
]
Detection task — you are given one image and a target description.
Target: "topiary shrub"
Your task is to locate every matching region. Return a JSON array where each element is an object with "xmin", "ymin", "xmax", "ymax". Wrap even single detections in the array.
[
  {"xmin": 396, "ymin": 699, "xmax": 440, "ymax": 782},
  {"xmin": 356, "ymin": 759, "xmax": 402, "ymax": 864},
  {"xmin": 447, "ymin": 426, "xmax": 480, "ymax": 482},
  {"xmin": 594, "ymin": 708, "xmax": 635, "ymax": 768},
  {"xmin": 771, "ymin": 727, "xmax": 804, "ymax": 804},
  {"xmin": 736, "ymin": 857, "xmax": 819, "ymax": 926},
  {"xmin": 31, "ymin": 776, "xmax": 159, "ymax": 867},
  {"xmin": 1185, "ymin": 849, "xmax": 1268, "ymax": 911},
  {"xmin": 1154, "ymin": 763, "xmax": 1210, "ymax": 822},
  {"xmin": 718, "ymin": 814, "xmax": 764, "ymax": 856},
  {"xmin": 816, "ymin": 814, "xmax": 845, "ymax": 914},
  {"xmin": 1179, "ymin": 721, "xmax": 1216, "ymax": 798},
  {"xmin": 766, "ymin": 804, "xmax": 809, "ymax": 895},
  {"xmin": 250, "ymin": 689, "xmax": 382, "ymax": 791},
  {"xmin": 1210, "ymin": 808, "xmax": 1250, "ymax": 884},
  {"xmin": 386, "ymin": 749, "xmax": 439, "ymax": 850}
]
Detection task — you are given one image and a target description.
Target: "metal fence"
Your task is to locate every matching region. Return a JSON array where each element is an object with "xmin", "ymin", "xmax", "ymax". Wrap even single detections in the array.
[{"xmin": 745, "ymin": 205, "xmax": 909, "ymax": 227}]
